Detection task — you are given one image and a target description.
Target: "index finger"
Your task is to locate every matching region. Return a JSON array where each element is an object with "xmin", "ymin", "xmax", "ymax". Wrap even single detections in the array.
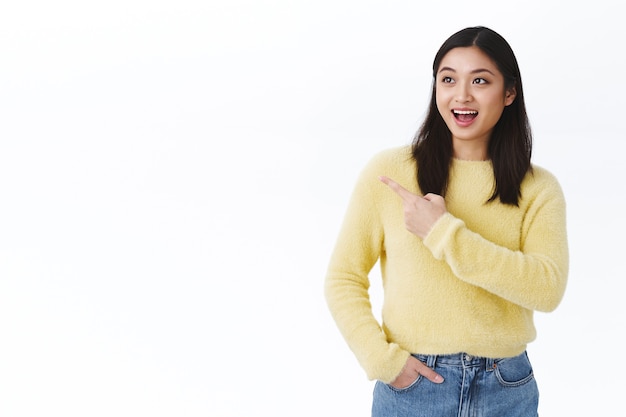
[{"xmin": 378, "ymin": 176, "xmax": 415, "ymax": 201}]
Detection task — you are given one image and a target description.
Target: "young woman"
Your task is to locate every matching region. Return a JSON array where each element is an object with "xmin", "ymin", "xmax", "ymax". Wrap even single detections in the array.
[{"xmin": 324, "ymin": 26, "xmax": 568, "ymax": 416}]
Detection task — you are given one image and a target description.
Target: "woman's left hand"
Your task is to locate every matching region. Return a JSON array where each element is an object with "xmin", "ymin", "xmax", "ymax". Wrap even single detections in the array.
[{"xmin": 379, "ymin": 176, "xmax": 447, "ymax": 239}]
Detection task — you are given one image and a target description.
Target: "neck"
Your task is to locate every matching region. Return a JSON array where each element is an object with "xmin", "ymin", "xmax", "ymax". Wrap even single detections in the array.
[
  {"xmin": 452, "ymin": 141, "xmax": 489, "ymax": 161},
  {"xmin": 453, "ymin": 150, "xmax": 489, "ymax": 161}
]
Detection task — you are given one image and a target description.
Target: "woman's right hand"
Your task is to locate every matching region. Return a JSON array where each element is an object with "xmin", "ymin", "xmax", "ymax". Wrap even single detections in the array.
[{"xmin": 390, "ymin": 355, "xmax": 444, "ymax": 389}]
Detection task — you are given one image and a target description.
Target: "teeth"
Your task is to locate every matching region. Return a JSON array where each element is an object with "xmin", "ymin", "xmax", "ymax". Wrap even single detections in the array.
[{"xmin": 453, "ymin": 110, "xmax": 478, "ymax": 115}]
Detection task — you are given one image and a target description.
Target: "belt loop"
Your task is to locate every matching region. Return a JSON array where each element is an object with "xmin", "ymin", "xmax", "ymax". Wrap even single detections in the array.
[
  {"xmin": 486, "ymin": 357, "xmax": 495, "ymax": 372},
  {"xmin": 426, "ymin": 354, "xmax": 437, "ymax": 369}
]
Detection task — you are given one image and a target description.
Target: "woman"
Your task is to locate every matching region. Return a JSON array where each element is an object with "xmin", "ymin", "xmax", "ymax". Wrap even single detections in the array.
[{"xmin": 324, "ymin": 26, "xmax": 568, "ymax": 416}]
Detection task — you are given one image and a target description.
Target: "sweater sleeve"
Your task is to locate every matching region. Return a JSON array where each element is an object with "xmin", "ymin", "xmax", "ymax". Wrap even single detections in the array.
[
  {"xmin": 423, "ymin": 172, "xmax": 569, "ymax": 312},
  {"xmin": 324, "ymin": 157, "xmax": 410, "ymax": 383}
]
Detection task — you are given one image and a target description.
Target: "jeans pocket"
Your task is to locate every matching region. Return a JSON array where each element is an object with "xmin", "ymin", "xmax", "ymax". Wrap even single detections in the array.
[
  {"xmin": 386, "ymin": 374, "xmax": 423, "ymax": 392},
  {"xmin": 493, "ymin": 352, "xmax": 535, "ymax": 387}
]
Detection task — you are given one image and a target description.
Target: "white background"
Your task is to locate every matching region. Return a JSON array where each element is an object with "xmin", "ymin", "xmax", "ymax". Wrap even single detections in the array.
[{"xmin": 0, "ymin": 1, "xmax": 623, "ymax": 416}]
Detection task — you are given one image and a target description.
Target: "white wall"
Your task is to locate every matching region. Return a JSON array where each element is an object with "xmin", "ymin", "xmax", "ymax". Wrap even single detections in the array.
[{"xmin": 0, "ymin": 1, "xmax": 622, "ymax": 415}]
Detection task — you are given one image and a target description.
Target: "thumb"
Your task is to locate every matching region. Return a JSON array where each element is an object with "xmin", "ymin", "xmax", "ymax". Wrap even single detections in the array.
[{"xmin": 422, "ymin": 193, "xmax": 444, "ymax": 203}]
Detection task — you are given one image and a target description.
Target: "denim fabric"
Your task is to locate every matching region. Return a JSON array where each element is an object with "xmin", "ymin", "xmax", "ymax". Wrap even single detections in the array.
[{"xmin": 372, "ymin": 351, "xmax": 538, "ymax": 417}]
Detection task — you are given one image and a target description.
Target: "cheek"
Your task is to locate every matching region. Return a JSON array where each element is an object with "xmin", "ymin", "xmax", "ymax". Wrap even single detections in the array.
[{"xmin": 435, "ymin": 92, "xmax": 448, "ymax": 118}]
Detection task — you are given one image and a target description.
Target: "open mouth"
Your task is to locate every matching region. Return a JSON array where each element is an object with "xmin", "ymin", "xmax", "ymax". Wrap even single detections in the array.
[{"xmin": 453, "ymin": 109, "xmax": 478, "ymax": 122}]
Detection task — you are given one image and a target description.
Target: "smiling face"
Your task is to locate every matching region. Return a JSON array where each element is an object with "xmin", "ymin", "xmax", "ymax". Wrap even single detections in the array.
[{"xmin": 435, "ymin": 46, "xmax": 516, "ymax": 159}]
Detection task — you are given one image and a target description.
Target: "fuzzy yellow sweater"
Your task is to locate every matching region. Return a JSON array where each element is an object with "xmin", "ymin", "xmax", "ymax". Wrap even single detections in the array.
[{"xmin": 325, "ymin": 146, "xmax": 568, "ymax": 383}]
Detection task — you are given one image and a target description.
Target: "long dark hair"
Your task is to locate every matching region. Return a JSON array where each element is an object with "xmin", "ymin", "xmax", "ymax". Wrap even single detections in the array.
[{"xmin": 412, "ymin": 26, "xmax": 532, "ymax": 206}]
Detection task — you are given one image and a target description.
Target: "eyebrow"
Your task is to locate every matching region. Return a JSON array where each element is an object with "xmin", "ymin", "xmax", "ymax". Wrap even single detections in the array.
[{"xmin": 438, "ymin": 66, "xmax": 496, "ymax": 76}]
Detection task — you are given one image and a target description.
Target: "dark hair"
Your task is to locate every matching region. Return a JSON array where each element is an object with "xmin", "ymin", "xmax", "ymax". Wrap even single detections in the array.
[{"xmin": 412, "ymin": 26, "xmax": 532, "ymax": 205}]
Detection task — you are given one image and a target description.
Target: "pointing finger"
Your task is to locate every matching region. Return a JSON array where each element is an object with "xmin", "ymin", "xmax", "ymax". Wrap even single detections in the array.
[{"xmin": 379, "ymin": 176, "xmax": 415, "ymax": 201}]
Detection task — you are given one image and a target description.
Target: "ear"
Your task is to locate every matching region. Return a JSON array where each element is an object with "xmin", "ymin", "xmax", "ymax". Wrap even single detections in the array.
[{"xmin": 504, "ymin": 86, "xmax": 517, "ymax": 106}]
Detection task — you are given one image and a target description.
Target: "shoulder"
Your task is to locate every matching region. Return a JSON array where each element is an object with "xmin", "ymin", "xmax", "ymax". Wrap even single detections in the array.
[
  {"xmin": 525, "ymin": 164, "xmax": 563, "ymax": 189},
  {"xmin": 348, "ymin": 145, "xmax": 416, "ymax": 199},
  {"xmin": 521, "ymin": 163, "xmax": 566, "ymax": 205},
  {"xmin": 360, "ymin": 145, "xmax": 414, "ymax": 177}
]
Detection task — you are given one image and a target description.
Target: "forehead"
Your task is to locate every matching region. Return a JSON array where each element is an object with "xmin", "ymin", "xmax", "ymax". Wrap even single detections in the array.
[{"xmin": 438, "ymin": 46, "xmax": 501, "ymax": 74}]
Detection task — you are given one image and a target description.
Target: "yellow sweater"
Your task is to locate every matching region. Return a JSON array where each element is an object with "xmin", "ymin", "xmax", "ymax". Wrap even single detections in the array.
[{"xmin": 325, "ymin": 146, "xmax": 568, "ymax": 383}]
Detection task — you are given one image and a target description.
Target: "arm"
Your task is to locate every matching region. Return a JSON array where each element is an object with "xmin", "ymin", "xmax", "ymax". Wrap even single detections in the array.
[
  {"xmin": 380, "ymin": 173, "xmax": 569, "ymax": 312},
  {"xmin": 324, "ymin": 166, "xmax": 410, "ymax": 383},
  {"xmin": 424, "ymin": 181, "xmax": 568, "ymax": 312}
]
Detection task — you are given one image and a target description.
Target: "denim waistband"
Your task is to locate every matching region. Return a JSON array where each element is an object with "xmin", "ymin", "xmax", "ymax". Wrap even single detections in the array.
[{"xmin": 412, "ymin": 352, "xmax": 504, "ymax": 371}]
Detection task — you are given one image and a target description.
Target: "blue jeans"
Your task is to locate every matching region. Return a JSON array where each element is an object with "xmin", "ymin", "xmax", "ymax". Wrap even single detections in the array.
[{"xmin": 372, "ymin": 351, "xmax": 539, "ymax": 417}]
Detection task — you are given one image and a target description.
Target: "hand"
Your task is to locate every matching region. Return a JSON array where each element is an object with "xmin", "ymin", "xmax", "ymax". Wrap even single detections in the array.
[
  {"xmin": 379, "ymin": 176, "xmax": 447, "ymax": 239},
  {"xmin": 390, "ymin": 355, "xmax": 444, "ymax": 389}
]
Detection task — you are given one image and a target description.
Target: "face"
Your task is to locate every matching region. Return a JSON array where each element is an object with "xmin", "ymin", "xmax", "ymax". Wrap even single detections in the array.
[{"xmin": 435, "ymin": 46, "xmax": 516, "ymax": 150}]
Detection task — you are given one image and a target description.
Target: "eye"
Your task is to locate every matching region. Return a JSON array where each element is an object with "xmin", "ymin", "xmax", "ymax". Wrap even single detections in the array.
[
  {"xmin": 441, "ymin": 76, "xmax": 454, "ymax": 84},
  {"xmin": 473, "ymin": 78, "xmax": 488, "ymax": 85}
]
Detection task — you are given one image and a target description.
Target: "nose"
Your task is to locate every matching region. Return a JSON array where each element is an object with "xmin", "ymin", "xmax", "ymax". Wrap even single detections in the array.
[{"xmin": 454, "ymin": 82, "xmax": 473, "ymax": 103}]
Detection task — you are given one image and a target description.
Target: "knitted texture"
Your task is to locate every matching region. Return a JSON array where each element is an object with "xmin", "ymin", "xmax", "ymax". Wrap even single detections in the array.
[{"xmin": 325, "ymin": 146, "xmax": 568, "ymax": 383}]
